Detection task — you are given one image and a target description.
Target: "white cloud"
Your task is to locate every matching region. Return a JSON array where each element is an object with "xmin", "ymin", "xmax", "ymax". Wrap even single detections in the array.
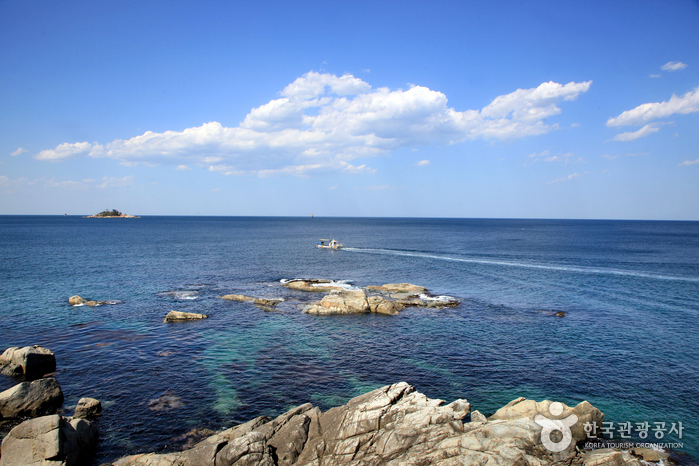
[
  {"xmin": 96, "ymin": 176, "xmax": 135, "ymax": 189},
  {"xmin": 547, "ymin": 172, "xmax": 584, "ymax": 184},
  {"xmin": 601, "ymin": 154, "xmax": 620, "ymax": 159},
  {"xmin": 680, "ymin": 158, "xmax": 699, "ymax": 166},
  {"xmin": 35, "ymin": 141, "xmax": 92, "ymax": 161},
  {"xmin": 607, "ymin": 86, "xmax": 699, "ymax": 127},
  {"xmin": 176, "ymin": 164, "xmax": 191, "ymax": 171},
  {"xmin": 611, "ymin": 123, "xmax": 663, "ymax": 141},
  {"xmin": 10, "ymin": 147, "xmax": 28, "ymax": 156},
  {"xmin": 650, "ymin": 74, "xmax": 662, "ymax": 78},
  {"xmin": 45, "ymin": 178, "xmax": 90, "ymax": 189},
  {"xmin": 417, "ymin": 160, "xmax": 430, "ymax": 166},
  {"xmin": 661, "ymin": 61, "xmax": 687, "ymax": 72},
  {"xmin": 34, "ymin": 71, "xmax": 591, "ymax": 176},
  {"xmin": 327, "ymin": 185, "xmax": 338, "ymax": 190}
]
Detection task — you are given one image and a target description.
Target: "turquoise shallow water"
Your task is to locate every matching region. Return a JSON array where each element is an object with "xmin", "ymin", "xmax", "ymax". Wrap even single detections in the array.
[{"xmin": 0, "ymin": 216, "xmax": 697, "ymax": 463}]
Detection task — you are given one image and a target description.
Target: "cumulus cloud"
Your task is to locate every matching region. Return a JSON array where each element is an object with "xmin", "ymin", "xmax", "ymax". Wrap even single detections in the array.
[
  {"xmin": 0, "ymin": 176, "xmax": 32, "ymax": 193},
  {"xmin": 10, "ymin": 147, "xmax": 28, "ymax": 156},
  {"xmin": 34, "ymin": 71, "xmax": 591, "ymax": 176},
  {"xmin": 680, "ymin": 158, "xmax": 699, "ymax": 166},
  {"xmin": 611, "ymin": 123, "xmax": 663, "ymax": 141},
  {"xmin": 607, "ymin": 86, "xmax": 699, "ymax": 127},
  {"xmin": 650, "ymin": 74, "xmax": 662, "ymax": 78},
  {"xmin": 661, "ymin": 61, "xmax": 687, "ymax": 71},
  {"xmin": 45, "ymin": 179, "xmax": 90, "ymax": 189},
  {"xmin": 176, "ymin": 165, "xmax": 191, "ymax": 171},
  {"xmin": 417, "ymin": 160, "xmax": 430, "ymax": 166}
]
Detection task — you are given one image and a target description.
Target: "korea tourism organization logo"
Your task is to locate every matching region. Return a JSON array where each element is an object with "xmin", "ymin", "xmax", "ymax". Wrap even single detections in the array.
[
  {"xmin": 534, "ymin": 402, "xmax": 685, "ymax": 453},
  {"xmin": 534, "ymin": 402, "xmax": 578, "ymax": 452}
]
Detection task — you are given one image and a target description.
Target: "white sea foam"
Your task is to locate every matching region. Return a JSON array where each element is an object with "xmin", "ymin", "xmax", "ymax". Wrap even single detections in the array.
[
  {"xmin": 417, "ymin": 294, "xmax": 457, "ymax": 302},
  {"xmin": 343, "ymin": 248, "xmax": 699, "ymax": 283}
]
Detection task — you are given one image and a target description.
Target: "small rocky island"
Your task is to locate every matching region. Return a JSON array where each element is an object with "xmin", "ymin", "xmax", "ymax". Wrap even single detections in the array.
[{"xmin": 83, "ymin": 208, "xmax": 140, "ymax": 218}]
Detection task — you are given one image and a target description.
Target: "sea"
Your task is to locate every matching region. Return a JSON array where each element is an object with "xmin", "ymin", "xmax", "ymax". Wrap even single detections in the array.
[{"xmin": 0, "ymin": 216, "xmax": 697, "ymax": 463}]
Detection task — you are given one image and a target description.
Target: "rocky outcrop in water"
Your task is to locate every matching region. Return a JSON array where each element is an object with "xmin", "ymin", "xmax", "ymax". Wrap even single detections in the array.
[
  {"xmin": 108, "ymin": 382, "xmax": 619, "ymax": 466},
  {"xmin": 221, "ymin": 295, "xmax": 283, "ymax": 307},
  {"xmin": 68, "ymin": 295, "xmax": 111, "ymax": 306},
  {"xmin": 163, "ymin": 311, "xmax": 208, "ymax": 322},
  {"xmin": 303, "ymin": 289, "xmax": 371, "ymax": 315},
  {"xmin": 0, "ymin": 378, "xmax": 64, "ymax": 419},
  {"xmin": 283, "ymin": 279, "xmax": 345, "ymax": 292},
  {"xmin": 0, "ymin": 414, "xmax": 98, "ymax": 466},
  {"xmin": 366, "ymin": 283, "xmax": 428, "ymax": 294},
  {"xmin": 0, "ymin": 345, "xmax": 56, "ymax": 379},
  {"xmin": 73, "ymin": 397, "xmax": 101, "ymax": 419}
]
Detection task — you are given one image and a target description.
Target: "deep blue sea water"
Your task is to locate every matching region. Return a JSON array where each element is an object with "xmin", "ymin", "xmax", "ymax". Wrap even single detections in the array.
[{"xmin": 1, "ymin": 216, "xmax": 698, "ymax": 463}]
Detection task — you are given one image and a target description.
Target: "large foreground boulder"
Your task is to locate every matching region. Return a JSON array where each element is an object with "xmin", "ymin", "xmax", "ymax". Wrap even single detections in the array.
[
  {"xmin": 73, "ymin": 397, "xmax": 102, "ymax": 419},
  {"xmin": 0, "ymin": 377, "xmax": 64, "ymax": 419},
  {"xmin": 0, "ymin": 414, "xmax": 98, "ymax": 466},
  {"xmin": 109, "ymin": 382, "xmax": 615, "ymax": 466},
  {"xmin": 0, "ymin": 345, "xmax": 56, "ymax": 379}
]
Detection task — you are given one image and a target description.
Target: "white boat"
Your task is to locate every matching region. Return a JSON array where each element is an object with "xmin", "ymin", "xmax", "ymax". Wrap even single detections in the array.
[{"xmin": 316, "ymin": 239, "xmax": 343, "ymax": 249}]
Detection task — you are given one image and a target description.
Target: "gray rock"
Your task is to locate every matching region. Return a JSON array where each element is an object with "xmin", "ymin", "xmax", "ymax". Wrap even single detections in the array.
[
  {"xmin": 73, "ymin": 397, "xmax": 101, "ymax": 419},
  {"xmin": 0, "ymin": 414, "xmax": 98, "ymax": 466},
  {"xmin": 0, "ymin": 378, "xmax": 63, "ymax": 419},
  {"xmin": 163, "ymin": 311, "xmax": 208, "ymax": 322},
  {"xmin": 0, "ymin": 345, "xmax": 56, "ymax": 379}
]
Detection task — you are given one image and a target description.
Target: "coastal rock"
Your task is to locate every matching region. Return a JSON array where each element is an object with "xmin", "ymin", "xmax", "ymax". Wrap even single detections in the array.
[
  {"xmin": 68, "ymin": 295, "xmax": 85, "ymax": 305},
  {"xmin": 489, "ymin": 396, "xmax": 604, "ymax": 442},
  {"xmin": 0, "ymin": 377, "xmax": 64, "ymax": 419},
  {"xmin": 0, "ymin": 414, "xmax": 98, "ymax": 466},
  {"xmin": 68, "ymin": 295, "xmax": 109, "ymax": 306},
  {"xmin": 366, "ymin": 283, "xmax": 428, "ymax": 294},
  {"xmin": 73, "ymin": 397, "xmax": 101, "ymax": 419},
  {"xmin": 284, "ymin": 279, "xmax": 344, "ymax": 292},
  {"xmin": 367, "ymin": 296, "xmax": 404, "ymax": 315},
  {"xmin": 0, "ymin": 345, "xmax": 56, "ymax": 379},
  {"xmin": 629, "ymin": 447, "xmax": 669, "ymax": 462},
  {"xmin": 221, "ymin": 295, "xmax": 283, "ymax": 307},
  {"xmin": 303, "ymin": 290, "xmax": 370, "ymax": 315},
  {"xmin": 109, "ymin": 382, "xmax": 612, "ymax": 466},
  {"xmin": 582, "ymin": 448, "xmax": 642, "ymax": 466},
  {"xmin": 163, "ymin": 311, "xmax": 208, "ymax": 322}
]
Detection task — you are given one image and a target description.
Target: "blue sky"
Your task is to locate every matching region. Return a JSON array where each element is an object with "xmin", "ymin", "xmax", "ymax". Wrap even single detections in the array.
[{"xmin": 1, "ymin": 0, "xmax": 698, "ymax": 219}]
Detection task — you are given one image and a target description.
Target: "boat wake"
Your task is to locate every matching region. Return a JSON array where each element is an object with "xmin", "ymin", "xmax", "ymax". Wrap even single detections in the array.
[{"xmin": 343, "ymin": 247, "xmax": 699, "ymax": 283}]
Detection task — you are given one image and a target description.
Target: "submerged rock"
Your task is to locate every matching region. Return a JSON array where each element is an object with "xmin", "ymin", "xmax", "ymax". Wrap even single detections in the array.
[
  {"xmin": 163, "ymin": 311, "xmax": 208, "ymax": 322},
  {"xmin": 111, "ymin": 382, "xmax": 613, "ymax": 466},
  {"xmin": 73, "ymin": 397, "xmax": 102, "ymax": 419},
  {"xmin": 0, "ymin": 345, "xmax": 56, "ymax": 379},
  {"xmin": 0, "ymin": 414, "xmax": 98, "ymax": 466},
  {"xmin": 0, "ymin": 377, "xmax": 64, "ymax": 419}
]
